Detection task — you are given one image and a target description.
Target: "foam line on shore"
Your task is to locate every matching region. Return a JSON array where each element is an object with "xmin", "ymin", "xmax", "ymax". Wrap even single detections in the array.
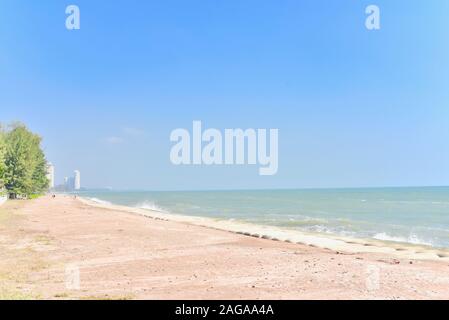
[{"xmin": 78, "ymin": 196, "xmax": 449, "ymax": 262}]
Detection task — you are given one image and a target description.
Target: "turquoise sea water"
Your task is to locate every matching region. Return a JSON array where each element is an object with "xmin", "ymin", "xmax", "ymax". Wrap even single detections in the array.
[{"xmin": 79, "ymin": 187, "xmax": 449, "ymax": 248}]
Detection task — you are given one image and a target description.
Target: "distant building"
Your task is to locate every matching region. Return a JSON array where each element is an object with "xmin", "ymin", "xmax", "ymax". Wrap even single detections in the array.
[
  {"xmin": 62, "ymin": 171, "xmax": 81, "ymax": 191},
  {"xmin": 46, "ymin": 163, "xmax": 55, "ymax": 189},
  {"xmin": 67, "ymin": 177, "xmax": 74, "ymax": 190},
  {"xmin": 74, "ymin": 170, "xmax": 81, "ymax": 190}
]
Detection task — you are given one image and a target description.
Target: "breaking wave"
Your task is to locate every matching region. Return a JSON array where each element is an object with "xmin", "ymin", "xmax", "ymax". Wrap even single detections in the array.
[
  {"xmin": 373, "ymin": 232, "xmax": 433, "ymax": 246},
  {"xmin": 87, "ymin": 197, "xmax": 112, "ymax": 205},
  {"xmin": 135, "ymin": 201, "xmax": 167, "ymax": 213}
]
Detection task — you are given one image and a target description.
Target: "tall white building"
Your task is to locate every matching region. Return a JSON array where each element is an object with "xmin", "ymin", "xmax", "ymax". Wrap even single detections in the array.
[
  {"xmin": 74, "ymin": 170, "xmax": 81, "ymax": 190},
  {"xmin": 46, "ymin": 163, "xmax": 55, "ymax": 189}
]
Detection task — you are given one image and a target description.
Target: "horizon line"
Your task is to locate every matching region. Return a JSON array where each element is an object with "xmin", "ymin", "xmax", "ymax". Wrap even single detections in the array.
[{"xmin": 73, "ymin": 185, "xmax": 449, "ymax": 193}]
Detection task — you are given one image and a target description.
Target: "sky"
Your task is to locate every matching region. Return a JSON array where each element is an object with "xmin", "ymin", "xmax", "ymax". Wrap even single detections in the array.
[{"xmin": 1, "ymin": 0, "xmax": 449, "ymax": 190}]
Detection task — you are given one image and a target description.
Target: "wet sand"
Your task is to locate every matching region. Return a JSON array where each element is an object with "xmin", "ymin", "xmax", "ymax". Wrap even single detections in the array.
[{"xmin": 1, "ymin": 195, "xmax": 449, "ymax": 300}]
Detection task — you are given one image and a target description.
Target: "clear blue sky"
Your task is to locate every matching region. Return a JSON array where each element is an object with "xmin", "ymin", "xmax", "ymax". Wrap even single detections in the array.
[{"xmin": 1, "ymin": 0, "xmax": 449, "ymax": 190}]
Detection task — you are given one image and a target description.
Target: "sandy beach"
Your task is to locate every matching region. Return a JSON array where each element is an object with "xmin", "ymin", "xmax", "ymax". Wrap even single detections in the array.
[{"xmin": 1, "ymin": 195, "xmax": 449, "ymax": 300}]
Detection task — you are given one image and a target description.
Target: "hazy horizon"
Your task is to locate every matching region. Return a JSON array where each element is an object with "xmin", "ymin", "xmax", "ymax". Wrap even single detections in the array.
[{"xmin": 75, "ymin": 185, "xmax": 449, "ymax": 193}]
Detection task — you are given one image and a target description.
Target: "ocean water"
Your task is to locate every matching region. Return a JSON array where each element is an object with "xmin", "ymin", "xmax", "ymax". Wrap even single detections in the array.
[{"xmin": 79, "ymin": 187, "xmax": 449, "ymax": 248}]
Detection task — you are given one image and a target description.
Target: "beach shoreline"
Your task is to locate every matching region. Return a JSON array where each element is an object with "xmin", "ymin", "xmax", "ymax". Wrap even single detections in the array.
[
  {"xmin": 1, "ymin": 195, "xmax": 449, "ymax": 300},
  {"xmin": 80, "ymin": 196, "xmax": 449, "ymax": 262}
]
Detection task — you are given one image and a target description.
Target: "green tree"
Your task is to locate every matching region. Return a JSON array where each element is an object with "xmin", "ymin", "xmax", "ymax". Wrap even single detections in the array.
[
  {"xmin": 31, "ymin": 145, "xmax": 49, "ymax": 193},
  {"xmin": 3, "ymin": 124, "xmax": 49, "ymax": 199},
  {"xmin": 0, "ymin": 127, "xmax": 6, "ymax": 192}
]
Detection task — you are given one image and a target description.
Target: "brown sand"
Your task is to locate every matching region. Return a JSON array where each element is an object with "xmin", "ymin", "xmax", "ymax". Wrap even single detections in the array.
[{"xmin": 0, "ymin": 195, "xmax": 448, "ymax": 300}]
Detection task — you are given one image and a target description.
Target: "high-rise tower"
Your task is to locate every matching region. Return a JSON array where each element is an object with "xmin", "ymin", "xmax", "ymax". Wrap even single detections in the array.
[
  {"xmin": 74, "ymin": 170, "xmax": 81, "ymax": 190},
  {"xmin": 46, "ymin": 163, "xmax": 55, "ymax": 189}
]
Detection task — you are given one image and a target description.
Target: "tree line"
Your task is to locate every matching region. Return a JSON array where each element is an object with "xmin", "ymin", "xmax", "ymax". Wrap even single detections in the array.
[{"xmin": 0, "ymin": 123, "xmax": 49, "ymax": 199}]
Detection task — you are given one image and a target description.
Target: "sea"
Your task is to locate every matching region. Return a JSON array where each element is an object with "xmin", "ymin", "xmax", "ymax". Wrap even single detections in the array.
[{"xmin": 79, "ymin": 187, "xmax": 449, "ymax": 249}]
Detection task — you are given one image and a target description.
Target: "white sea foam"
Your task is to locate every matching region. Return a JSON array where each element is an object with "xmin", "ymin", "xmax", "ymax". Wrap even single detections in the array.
[
  {"xmin": 87, "ymin": 197, "xmax": 112, "ymax": 205},
  {"xmin": 373, "ymin": 232, "xmax": 433, "ymax": 246},
  {"xmin": 135, "ymin": 201, "xmax": 166, "ymax": 213}
]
